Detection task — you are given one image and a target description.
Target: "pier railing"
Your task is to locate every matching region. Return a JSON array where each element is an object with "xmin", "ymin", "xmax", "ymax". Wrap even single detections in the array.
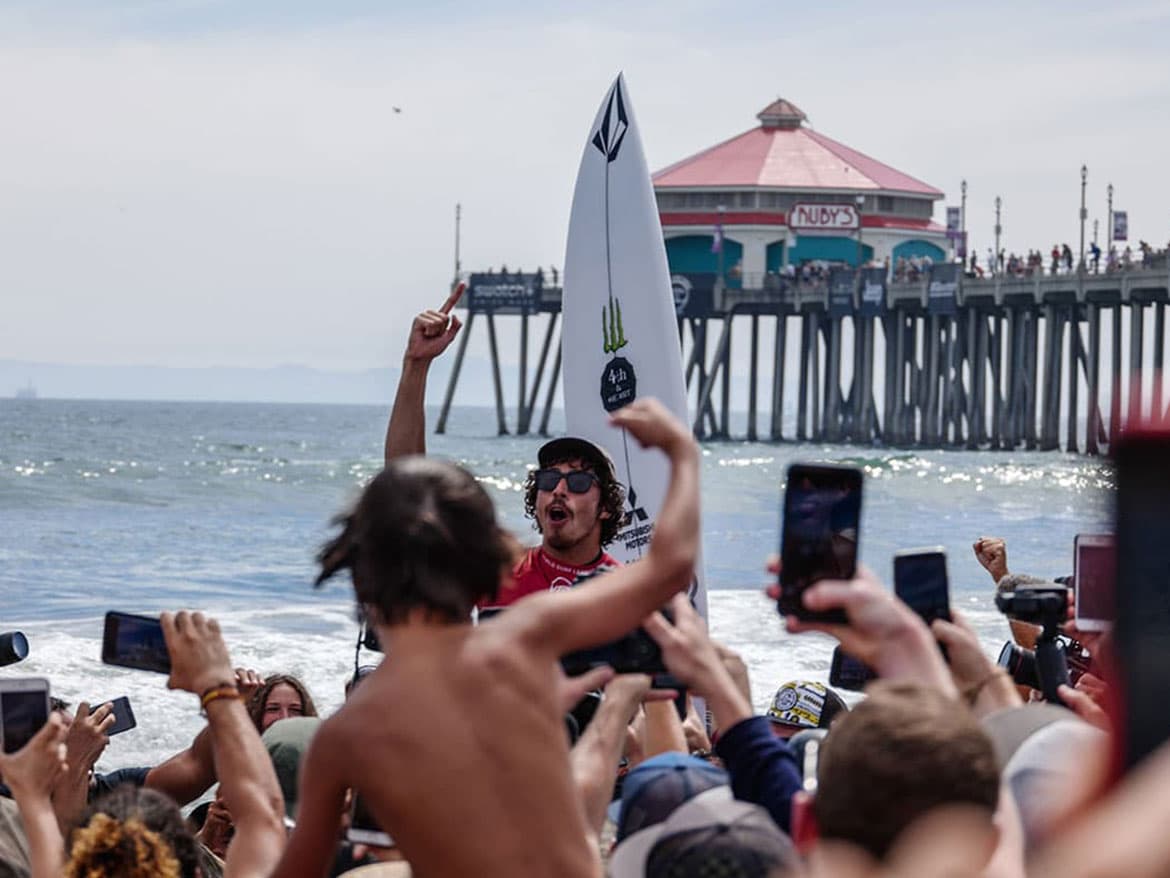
[{"xmin": 435, "ymin": 264, "xmax": 1170, "ymax": 454}]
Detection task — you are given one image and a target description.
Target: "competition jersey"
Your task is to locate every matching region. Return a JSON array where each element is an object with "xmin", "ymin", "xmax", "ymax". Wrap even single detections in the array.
[{"xmin": 482, "ymin": 547, "xmax": 622, "ymax": 610}]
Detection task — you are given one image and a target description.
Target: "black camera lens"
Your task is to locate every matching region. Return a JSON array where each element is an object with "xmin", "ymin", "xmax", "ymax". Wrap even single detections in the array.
[
  {"xmin": 997, "ymin": 641, "xmax": 1039, "ymax": 689},
  {"xmin": 0, "ymin": 631, "xmax": 28, "ymax": 667}
]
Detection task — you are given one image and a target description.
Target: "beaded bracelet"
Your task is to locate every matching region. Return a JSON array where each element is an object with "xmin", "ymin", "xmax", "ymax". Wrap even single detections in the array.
[{"xmin": 200, "ymin": 685, "xmax": 242, "ymax": 714}]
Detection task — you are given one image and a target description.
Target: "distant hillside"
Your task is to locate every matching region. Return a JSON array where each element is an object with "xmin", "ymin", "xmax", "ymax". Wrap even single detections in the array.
[{"xmin": 0, "ymin": 357, "xmax": 501, "ymax": 406}]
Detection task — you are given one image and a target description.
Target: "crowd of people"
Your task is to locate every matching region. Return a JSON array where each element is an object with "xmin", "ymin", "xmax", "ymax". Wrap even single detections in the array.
[
  {"xmin": 1, "ymin": 285, "xmax": 1167, "ymax": 877},
  {"xmin": 968, "ymin": 240, "xmax": 1169, "ymax": 279}
]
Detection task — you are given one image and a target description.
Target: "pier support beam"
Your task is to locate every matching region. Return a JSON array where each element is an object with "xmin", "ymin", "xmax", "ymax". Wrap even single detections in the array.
[{"xmin": 1087, "ymin": 304, "xmax": 1102, "ymax": 456}]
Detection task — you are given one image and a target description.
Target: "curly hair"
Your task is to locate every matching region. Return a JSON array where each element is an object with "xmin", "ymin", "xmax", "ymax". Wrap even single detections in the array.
[
  {"xmin": 246, "ymin": 673, "xmax": 319, "ymax": 734},
  {"xmin": 522, "ymin": 458, "xmax": 626, "ymax": 548},
  {"xmin": 68, "ymin": 788, "xmax": 197, "ymax": 878}
]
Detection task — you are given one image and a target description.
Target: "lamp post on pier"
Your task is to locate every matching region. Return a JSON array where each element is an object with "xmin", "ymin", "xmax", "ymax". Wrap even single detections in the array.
[
  {"xmin": 1079, "ymin": 165, "xmax": 1088, "ymax": 272},
  {"xmin": 1107, "ymin": 183, "xmax": 1114, "ymax": 259},
  {"xmin": 960, "ymin": 179, "xmax": 968, "ymax": 269},
  {"xmin": 994, "ymin": 196, "xmax": 1002, "ymax": 276},
  {"xmin": 855, "ymin": 194, "xmax": 865, "ymax": 269}
]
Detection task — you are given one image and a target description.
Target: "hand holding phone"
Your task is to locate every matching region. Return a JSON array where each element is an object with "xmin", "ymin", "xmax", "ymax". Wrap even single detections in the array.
[
  {"xmin": 0, "ymin": 678, "xmax": 50, "ymax": 754},
  {"xmin": 894, "ymin": 548, "xmax": 952, "ymax": 625},
  {"xmin": 778, "ymin": 464, "xmax": 863, "ymax": 623},
  {"xmin": 84, "ymin": 697, "xmax": 137, "ymax": 736},
  {"xmin": 1074, "ymin": 534, "xmax": 1115, "ymax": 632},
  {"xmin": 0, "ymin": 711, "xmax": 68, "ymax": 800},
  {"xmin": 102, "ymin": 612, "xmax": 171, "ymax": 674},
  {"xmin": 829, "ymin": 645, "xmax": 876, "ymax": 692},
  {"xmin": 1114, "ymin": 430, "xmax": 1170, "ymax": 772}
]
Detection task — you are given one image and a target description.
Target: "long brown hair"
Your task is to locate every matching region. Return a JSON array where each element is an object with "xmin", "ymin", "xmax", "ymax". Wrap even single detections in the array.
[{"xmin": 246, "ymin": 674, "xmax": 318, "ymax": 733}]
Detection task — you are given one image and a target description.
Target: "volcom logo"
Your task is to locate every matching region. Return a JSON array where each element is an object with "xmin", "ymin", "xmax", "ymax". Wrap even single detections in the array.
[{"xmin": 591, "ymin": 81, "xmax": 628, "ymax": 164}]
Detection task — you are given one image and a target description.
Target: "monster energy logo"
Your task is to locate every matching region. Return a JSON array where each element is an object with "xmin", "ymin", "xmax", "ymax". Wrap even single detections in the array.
[{"xmin": 602, "ymin": 292, "xmax": 628, "ymax": 354}]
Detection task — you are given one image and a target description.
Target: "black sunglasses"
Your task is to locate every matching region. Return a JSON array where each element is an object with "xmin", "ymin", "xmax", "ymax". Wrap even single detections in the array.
[{"xmin": 534, "ymin": 468, "xmax": 599, "ymax": 494}]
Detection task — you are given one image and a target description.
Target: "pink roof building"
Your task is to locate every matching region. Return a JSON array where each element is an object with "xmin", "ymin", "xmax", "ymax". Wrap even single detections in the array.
[{"xmin": 653, "ymin": 98, "xmax": 950, "ymax": 281}]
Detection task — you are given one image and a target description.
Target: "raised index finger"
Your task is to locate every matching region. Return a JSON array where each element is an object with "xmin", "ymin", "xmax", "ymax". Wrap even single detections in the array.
[{"xmin": 439, "ymin": 281, "xmax": 466, "ymax": 315}]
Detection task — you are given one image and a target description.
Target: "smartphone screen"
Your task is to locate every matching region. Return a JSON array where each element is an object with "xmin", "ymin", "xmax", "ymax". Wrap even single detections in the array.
[
  {"xmin": 894, "ymin": 549, "xmax": 951, "ymax": 625},
  {"xmin": 779, "ymin": 464, "xmax": 863, "ymax": 622},
  {"xmin": 86, "ymin": 697, "xmax": 137, "ymax": 736},
  {"xmin": 829, "ymin": 645, "xmax": 875, "ymax": 692},
  {"xmin": 347, "ymin": 792, "xmax": 393, "ymax": 848},
  {"xmin": 1074, "ymin": 535, "xmax": 1116, "ymax": 629},
  {"xmin": 102, "ymin": 612, "xmax": 171, "ymax": 674},
  {"xmin": 1114, "ymin": 431, "xmax": 1170, "ymax": 772},
  {"xmin": 1, "ymin": 681, "xmax": 50, "ymax": 754}
]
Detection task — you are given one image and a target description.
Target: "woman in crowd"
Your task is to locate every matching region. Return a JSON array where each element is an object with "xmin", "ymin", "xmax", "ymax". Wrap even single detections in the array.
[{"xmin": 246, "ymin": 674, "xmax": 318, "ymax": 734}]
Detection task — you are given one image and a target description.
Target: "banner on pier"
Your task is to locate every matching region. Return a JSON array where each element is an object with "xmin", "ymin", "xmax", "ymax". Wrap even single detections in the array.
[
  {"xmin": 1113, "ymin": 211, "xmax": 1128, "ymax": 242},
  {"xmin": 927, "ymin": 263, "xmax": 959, "ymax": 315},
  {"xmin": 465, "ymin": 273, "xmax": 543, "ymax": 314},
  {"xmin": 670, "ymin": 273, "xmax": 716, "ymax": 318},
  {"xmin": 860, "ymin": 267, "xmax": 887, "ymax": 317},
  {"xmin": 828, "ymin": 268, "xmax": 856, "ymax": 317}
]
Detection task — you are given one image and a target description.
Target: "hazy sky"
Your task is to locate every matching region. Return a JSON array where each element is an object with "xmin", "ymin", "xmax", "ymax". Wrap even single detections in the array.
[{"xmin": 3, "ymin": 0, "xmax": 1169, "ymax": 372}]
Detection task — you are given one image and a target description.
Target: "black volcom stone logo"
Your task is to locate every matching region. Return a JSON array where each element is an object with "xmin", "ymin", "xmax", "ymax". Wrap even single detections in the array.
[{"xmin": 591, "ymin": 82, "xmax": 628, "ymax": 163}]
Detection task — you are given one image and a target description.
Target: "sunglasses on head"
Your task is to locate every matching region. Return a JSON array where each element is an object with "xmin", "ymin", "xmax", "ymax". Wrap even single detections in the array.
[{"xmin": 534, "ymin": 468, "xmax": 599, "ymax": 494}]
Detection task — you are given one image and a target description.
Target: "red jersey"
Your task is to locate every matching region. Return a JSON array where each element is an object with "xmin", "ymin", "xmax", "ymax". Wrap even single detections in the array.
[{"xmin": 482, "ymin": 547, "xmax": 622, "ymax": 610}]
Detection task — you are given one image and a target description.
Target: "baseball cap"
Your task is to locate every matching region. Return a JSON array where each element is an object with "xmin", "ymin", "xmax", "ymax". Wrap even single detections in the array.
[
  {"xmin": 537, "ymin": 436, "xmax": 618, "ymax": 484},
  {"xmin": 611, "ymin": 752, "xmax": 730, "ymax": 842},
  {"xmin": 767, "ymin": 680, "xmax": 849, "ymax": 731},
  {"xmin": 262, "ymin": 716, "xmax": 322, "ymax": 818},
  {"xmin": 981, "ymin": 703, "xmax": 1071, "ymax": 769},
  {"xmin": 609, "ymin": 787, "xmax": 799, "ymax": 878},
  {"xmin": 983, "ymin": 705, "xmax": 1105, "ymax": 850}
]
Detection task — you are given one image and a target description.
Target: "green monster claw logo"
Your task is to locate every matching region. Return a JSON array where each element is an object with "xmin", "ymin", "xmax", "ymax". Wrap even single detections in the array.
[
  {"xmin": 598, "ymin": 291, "xmax": 636, "ymax": 414},
  {"xmin": 602, "ymin": 291, "xmax": 628, "ymax": 354}
]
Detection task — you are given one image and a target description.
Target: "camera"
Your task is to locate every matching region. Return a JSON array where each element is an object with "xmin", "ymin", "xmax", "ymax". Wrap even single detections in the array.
[
  {"xmin": 995, "ymin": 586, "xmax": 1075, "ymax": 703},
  {"xmin": 998, "ymin": 636, "xmax": 1092, "ymax": 689},
  {"xmin": 0, "ymin": 632, "xmax": 28, "ymax": 668},
  {"xmin": 994, "ymin": 586, "xmax": 1069, "ymax": 628},
  {"xmin": 560, "ymin": 610, "xmax": 680, "ymax": 689}
]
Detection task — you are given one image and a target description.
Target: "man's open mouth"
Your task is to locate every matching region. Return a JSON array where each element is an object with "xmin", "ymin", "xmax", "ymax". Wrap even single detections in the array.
[{"xmin": 547, "ymin": 506, "xmax": 569, "ymax": 523}]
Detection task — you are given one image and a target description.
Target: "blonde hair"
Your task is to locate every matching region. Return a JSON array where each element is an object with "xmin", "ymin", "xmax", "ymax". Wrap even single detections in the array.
[{"xmin": 66, "ymin": 813, "xmax": 181, "ymax": 878}]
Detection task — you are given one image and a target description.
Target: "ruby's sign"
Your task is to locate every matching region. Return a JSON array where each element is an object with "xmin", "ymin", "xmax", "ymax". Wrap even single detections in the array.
[{"xmin": 788, "ymin": 203, "xmax": 860, "ymax": 232}]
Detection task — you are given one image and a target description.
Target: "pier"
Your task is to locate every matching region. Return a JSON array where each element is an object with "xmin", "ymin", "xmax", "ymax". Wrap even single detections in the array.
[{"xmin": 435, "ymin": 262, "xmax": 1170, "ymax": 455}]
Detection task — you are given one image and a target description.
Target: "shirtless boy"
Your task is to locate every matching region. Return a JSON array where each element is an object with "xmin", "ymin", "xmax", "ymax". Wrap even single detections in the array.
[
  {"xmin": 271, "ymin": 397, "xmax": 699, "ymax": 878},
  {"xmin": 383, "ymin": 283, "xmax": 626, "ymax": 607}
]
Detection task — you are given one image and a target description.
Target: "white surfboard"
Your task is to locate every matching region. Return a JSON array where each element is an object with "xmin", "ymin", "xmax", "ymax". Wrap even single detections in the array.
[{"xmin": 562, "ymin": 73, "xmax": 707, "ymax": 621}]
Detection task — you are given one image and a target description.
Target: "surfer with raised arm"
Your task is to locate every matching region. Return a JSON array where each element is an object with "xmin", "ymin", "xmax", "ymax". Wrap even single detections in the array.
[{"xmin": 383, "ymin": 284, "xmax": 625, "ymax": 609}]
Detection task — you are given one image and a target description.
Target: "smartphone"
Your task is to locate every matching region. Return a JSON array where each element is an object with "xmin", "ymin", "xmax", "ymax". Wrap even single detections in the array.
[
  {"xmin": 829, "ymin": 645, "xmax": 876, "ymax": 692},
  {"xmin": 778, "ymin": 464, "xmax": 863, "ymax": 623},
  {"xmin": 893, "ymin": 547, "xmax": 952, "ymax": 625},
  {"xmin": 347, "ymin": 792, "xmax": 393, "ymax": 848},
  {"xmin": 0, "ymin": 678, "xmax": 50, "ymax": 754},
  {"xmin": 101, "ymin": 612, "xmax": 171, "ymax": 674},
  {"xmin": 1074, "ymin": 534, "xmax": 1116, "ymax": 632},
  {"xmin": 86, "ymin": 696, "xmax": 137, "ymax": 736},
  {"xmin": 1113, "ymin": 430, "xmax": 1170, "ymax": 773}
]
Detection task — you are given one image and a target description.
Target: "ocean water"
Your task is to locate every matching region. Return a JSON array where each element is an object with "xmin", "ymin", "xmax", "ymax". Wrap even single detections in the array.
[{"xmin": 0, "ymin": 399, "xmax": 1113, "ymax": 771}]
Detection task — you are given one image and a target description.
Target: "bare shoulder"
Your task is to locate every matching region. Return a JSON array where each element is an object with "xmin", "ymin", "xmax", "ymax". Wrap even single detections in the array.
[
  {"xmin": 301, "ymin": 710, "xmax": 352, "ymax": 775},
  {"xmin": 478, "ymin": 595, "xmax": 562, "ymax": 658}
]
